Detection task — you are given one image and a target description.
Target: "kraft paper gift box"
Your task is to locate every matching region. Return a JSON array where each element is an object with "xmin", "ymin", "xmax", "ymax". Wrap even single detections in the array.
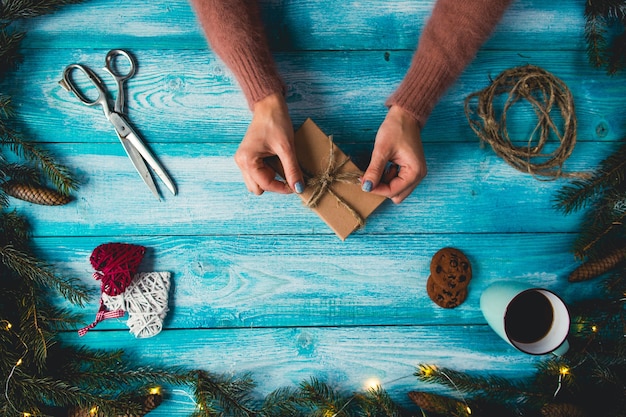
[{"xmin": 272, "ymin": 118, "xmax": 386, "ymax": 240}]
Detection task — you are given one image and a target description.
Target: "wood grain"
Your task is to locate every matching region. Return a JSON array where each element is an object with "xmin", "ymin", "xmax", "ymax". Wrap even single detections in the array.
[
  {"xmin": 3, "ymin": 0, "xmax": 622, "ymax": 413},
  {"xmin": 5, "ymin": 49, "xmax": 625, "ymax": 145}
]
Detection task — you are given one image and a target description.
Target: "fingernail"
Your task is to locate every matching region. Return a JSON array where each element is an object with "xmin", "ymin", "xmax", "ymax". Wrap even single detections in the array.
[
  {"xmin": 362, "ymin": 180, "xmax": 373, "ymax": 192},
  {"xmin": 294, "ymin": 181, "xmax": 304, "ymax": 194}
]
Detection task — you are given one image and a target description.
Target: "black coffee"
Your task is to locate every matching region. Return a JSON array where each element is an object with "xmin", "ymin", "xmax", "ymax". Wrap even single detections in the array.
[{"xmin": 504, "ymin": 291, "xmax": 553, "ymax": 344}]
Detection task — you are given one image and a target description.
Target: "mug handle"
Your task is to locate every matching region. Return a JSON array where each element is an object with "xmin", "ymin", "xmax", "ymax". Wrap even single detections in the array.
[{"xmin": 551, "ymin": 339, "xmax": 569, "ymax": 357}]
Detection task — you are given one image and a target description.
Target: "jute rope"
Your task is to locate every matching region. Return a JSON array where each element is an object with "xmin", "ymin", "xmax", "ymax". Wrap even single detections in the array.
[
  {"xmin": 304, "ymin": 136, "xmax": 365, "ymax": 229},
  {"xmin": 464, "ymin": 64, "xmax": 585, "ymax": 179}
]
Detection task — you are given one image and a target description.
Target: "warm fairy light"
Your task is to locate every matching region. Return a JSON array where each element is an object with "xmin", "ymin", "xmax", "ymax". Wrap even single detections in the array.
[
  {"xmin": 419, "ymin": 364, "xmax": 436, "ymax": 377},
  {"xmin": 149, "ymin": 386, "xmax": 161, "ymax": 395},
  {"xmin": 23, "ymin": 413, "xmax": 31, "ymax": 417},
  {"xmin": 364, "ymin": 377, "xmax": 381, "ymax": 390},
  {"xmin": 89, "ymin": 406, "xmax": 99, "ymax": 416},
  {"xmin": 6, "ymin": 322, "xmax": 12, "ymax": 330},
  {"xmin": 466, "ymin": 405, "xmax": 472, "ymax": 414},
  {"xmin": 559, "ymin": 366, "xmax": 570, "ymax": 376},
  {"xmin": 15, "ymin": 358, "xmax": 22, "ymax": 366},
  {"xmin": 591, "ymin": 325, "xmax": 598, "ymax": 332}
]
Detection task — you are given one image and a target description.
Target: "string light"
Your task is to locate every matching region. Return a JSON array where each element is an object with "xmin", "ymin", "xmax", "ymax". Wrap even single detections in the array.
[
  {"xmin": 4, "ymin": 320, "xmax": 30, "ymax": 416},
  {"xmin": 89, "ymin": 406, "xmax": 99, "ymax": 416},
  {"xmin": 418, "ymin": 364, "xmax": 436, "ymax": 377},
  {"xmin": 364, "ymin": 378, "xmax": 381, "ymax": 391},
  {"xmin": 553, "ymin": 365, "xmax": 571, "ymax": 398},
  {"xmin": 437, "ymin": 370, "xmax": 472, "ymax": 416},
  {"xmin": 591, "ymin": 325, "xmax": 598, "ymax": 333},
  {"xmin": 149, "ymin": 386, "xmax": 161, "ymax": 395}
]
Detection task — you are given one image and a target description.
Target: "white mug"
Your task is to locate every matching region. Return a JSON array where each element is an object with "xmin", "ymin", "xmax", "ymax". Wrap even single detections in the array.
[{"xmin": 480, "ymin": 281, "xmax": 569, "ymax": 356}]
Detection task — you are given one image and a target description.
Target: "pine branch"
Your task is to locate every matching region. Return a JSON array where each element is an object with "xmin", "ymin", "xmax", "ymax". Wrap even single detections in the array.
[
  {"xmin": 260, "ymin": 387, "xmax": 308, "ymax": 417},
  {"xmin": 584, "ymin": 0, "xmax": 626, "ymax": 73},
  {"xmin": 0, "ymin": 0, "xmax": 87, "ymax": 21},
  {"xmin": 299, "ymin": 377, "xmax": 352, "ymax": 416},
  {"xmin": 2, "ymin": 131, "xmax": 78, "ymax": 195},
  {"xmin": 0, "ymin": 26, "xmax": 24, "ymax": 75},
  {"xmin": 7, "ymin": 374, "xmax": 142, "ymax": 417},
  {"xmin": 191, "ymin": 370, "xmax": 257, "ymax": 417},
  {"xmin": 554, "ymin": 139, "xmax": 626, "ymax": 214},
  {"xmin": 356, "ymin": 385, "xmax": 405, "ymax": 417},
  {"xmin": 585, "ymin": 10, "xmax": 609, "ymax": 68},
  {"xmin": 415, "ymin": 365, "xmax": 544, "ymax": 407},
  {"xmin": 0, "ymin": 244, "xmax": 89, "ymax": 306},
  {"xmin": 0, "ymin": 210, "xmax": 30, "ymax": 247}
]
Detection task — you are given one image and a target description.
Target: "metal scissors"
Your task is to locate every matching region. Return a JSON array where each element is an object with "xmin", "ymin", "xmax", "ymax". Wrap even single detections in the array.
[{"xmin": 59, "ymin": 49, "xmax": 176, "ymax": 200}]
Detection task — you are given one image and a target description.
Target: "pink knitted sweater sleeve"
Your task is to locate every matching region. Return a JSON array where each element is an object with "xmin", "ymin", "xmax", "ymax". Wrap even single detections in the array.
[
  {"xmin": 190, "ymin": 0, "xmax": 512, "ymax": 120},
  {"xmin": 189, "ymin": 0, "xmax": 285, "ymax": 108},
  {"xmin": 387, "ymin": 0, "xmax": 513, "ymax": 127}
]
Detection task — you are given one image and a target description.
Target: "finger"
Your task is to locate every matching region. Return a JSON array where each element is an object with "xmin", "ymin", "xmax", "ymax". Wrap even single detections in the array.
[
  {"xmin": 275, "ymin": 145, "xmax": 304, "ymax": 194},
  {"xmin": 362, "ymin": 151, "xmax": 389, "ymax": 192},
  {"xmin": 251, "ymin": 165, "xmax": 292, "ymax": 194},
  {"xmin": 381, "ymin": 162, "xmax": 399, "ymax": 184},
  {"xmin": 370, "ymin": 166, "xmax": 419, "ymax": 200}
]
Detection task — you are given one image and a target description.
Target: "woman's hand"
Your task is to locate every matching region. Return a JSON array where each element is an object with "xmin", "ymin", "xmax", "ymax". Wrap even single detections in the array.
[
  {"xmin": 361, "ymin": 106, "xmax": 427, "ymax": 204},
  {"xmin": 234, "ymin": 93, "xmax": 304, "ymax": 195}
]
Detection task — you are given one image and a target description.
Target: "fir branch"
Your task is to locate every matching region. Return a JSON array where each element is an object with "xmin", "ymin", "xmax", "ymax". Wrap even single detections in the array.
[
  {"xmin": 415, "ymin": 365, "xmax": 543, "ymax": 406},
  {"xmin": 0, "ymin": 210, "xmax": 30, "ymax": 246},
  {"xmin": 0, "ymin": 244, "xmax": 89, "ymax": 306},
  {"xmin": 554, "ymin": 139, "xmax": 626, "ymax": 214},
  {"xmin": 0, "ymin": 26, "xmax": 24, "ymax": 75},
  {"xmin": 584, "ymin": 0, "xmax": 626, "ymax": 73},
  {"xmin": 260, "ymin": 386, "xmax": 308, "ymax": 417},
  {"xmin": 2, "ymin": 131, "xmax": 78, "ymax": 195},
  {"xmin": 298, "ymin": 377, "xmax": 356, "ymax": 417},
  {"xmin": 356, "ymin": 385, "xmax": 404, "ymax": 417},
  {"xmin": 0, "ymin": 0, "xmax": 87, "ymax": 21},
  {"xmin": 8, "ymin": 374, "xmax": 141, "ymax": 417},
  {"xmin": 585, "ymin": 10, "xmax": 609, "ymax": 68},
  {"xmin": 191, "ymin": 370, "xmax": 257, "ymax": 417}
]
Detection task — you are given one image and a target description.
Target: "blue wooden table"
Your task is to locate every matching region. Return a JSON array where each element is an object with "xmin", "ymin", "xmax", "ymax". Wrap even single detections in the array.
[{"xmin": 6, "ymin": 0, "xmax": 626, "ymax": 413}]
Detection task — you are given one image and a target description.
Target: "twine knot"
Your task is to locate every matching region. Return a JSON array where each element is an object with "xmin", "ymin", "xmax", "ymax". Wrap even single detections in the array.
[{"xmin": 304, "ymin": 136, "xmax": 365, "ymax": 229}]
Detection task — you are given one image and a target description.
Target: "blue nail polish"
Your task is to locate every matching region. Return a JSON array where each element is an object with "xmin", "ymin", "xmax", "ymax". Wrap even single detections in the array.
[
  {"xmin": 362, "ymin": 180, "xmax": 373, "ymax": 192},
  {"xmin": 295, "ymin": 181, "xmax": 304, "ymax": 194}
]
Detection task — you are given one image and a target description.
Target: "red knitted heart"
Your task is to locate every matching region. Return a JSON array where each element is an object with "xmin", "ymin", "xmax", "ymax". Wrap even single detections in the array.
[{"xmin": 90, "ymin": 243, "xmax": 146, "ymax": 296}]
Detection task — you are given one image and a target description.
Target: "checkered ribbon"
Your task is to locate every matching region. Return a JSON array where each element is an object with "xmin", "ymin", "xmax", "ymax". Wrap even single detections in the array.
[{"xmin": 78, "ymin": 299, "xmax": 125, "ymax": 337}]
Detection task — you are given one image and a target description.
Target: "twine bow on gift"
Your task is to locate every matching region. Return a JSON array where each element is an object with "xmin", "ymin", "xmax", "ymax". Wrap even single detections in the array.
[{"xmin": 303, "ymin": 135, "xmax": 365, "ymax": 230}]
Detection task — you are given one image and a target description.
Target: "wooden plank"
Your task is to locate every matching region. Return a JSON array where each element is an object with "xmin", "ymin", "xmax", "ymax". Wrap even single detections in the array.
[
  {"xmin": 4, "ymin": 48, "xmax": 625, "ymax": 146},
  {"xmin": 37, "ymin": 233, "xmax": 598, "ymax": 330},
  {"xmin": 9, "ymin": 139, "xmax": 611, "ymax": 237},
  {"xmin": 16, "ymin": 0, "xmax": 587, "ymax": 52},
  {"xmin": 58, "ymin": 325, "xmax": 547, "ymax": 414}
]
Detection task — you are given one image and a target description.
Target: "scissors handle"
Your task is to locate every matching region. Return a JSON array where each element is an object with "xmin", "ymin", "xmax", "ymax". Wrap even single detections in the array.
[
  {"xmin": 103, "ymin": 49, "xmax": 136, "ymax": 113},
  {"xmin": 59, "ymin": 64, "xmax": 111, "ymax": 113}
]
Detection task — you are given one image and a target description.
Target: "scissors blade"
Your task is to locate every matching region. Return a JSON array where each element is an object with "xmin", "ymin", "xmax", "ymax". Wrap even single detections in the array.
[
  {"xmin": 119, "ymin": 135, "xmax": 161, "ymax": 200},
  {"xmin": 125, "ymin": 131, "xmax": 177, "ymax": 196}
]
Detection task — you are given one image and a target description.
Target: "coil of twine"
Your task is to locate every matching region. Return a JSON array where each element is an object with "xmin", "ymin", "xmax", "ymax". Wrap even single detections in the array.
[{"xmin": 464, "ymin": 64, "xmax": 585, "ymax": 180}]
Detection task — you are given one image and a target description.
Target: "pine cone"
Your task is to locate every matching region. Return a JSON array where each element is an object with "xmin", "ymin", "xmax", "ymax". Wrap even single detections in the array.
[
  {"xmin": 541, "ymin": 402, "xmax": 587, "ymax": 417},
  {"xmin": 408, "ymin": 391, "xmax": 469, "ymax": 416},
  {"xmin": 2, "ymin": 180, "xmax": 71, "ymax": 205},
  {"xmin": 569, "ymin": 246, "xmax": 626, "ymax": 282},
  {"xmin": 67, "ymin": 393, "xmax": 162, "ymax": 417}
]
